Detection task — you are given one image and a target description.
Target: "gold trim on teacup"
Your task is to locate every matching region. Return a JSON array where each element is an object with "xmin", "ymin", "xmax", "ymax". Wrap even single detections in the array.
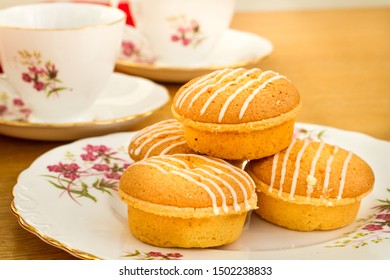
[
  {"xmin": 10, "ymin": 201, "xmax": 100, "ymax": 260},
  {"xmin": 0, "ymin": 3, "xmax": 126, "ymax": 31}
]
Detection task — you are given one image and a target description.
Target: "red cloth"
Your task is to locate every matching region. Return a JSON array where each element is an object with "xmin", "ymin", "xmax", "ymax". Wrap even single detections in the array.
[{"xmin": 118, "ymin": 2, "xmax": 134, "ymax": 26}]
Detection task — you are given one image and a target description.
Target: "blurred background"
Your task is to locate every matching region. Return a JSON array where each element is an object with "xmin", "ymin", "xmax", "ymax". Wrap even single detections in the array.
[{"xmin": 0, "ymin": 0, "xmax": 389, "ymax": 11}]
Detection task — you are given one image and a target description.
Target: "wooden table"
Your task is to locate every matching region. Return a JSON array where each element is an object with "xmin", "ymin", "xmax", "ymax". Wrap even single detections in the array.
[{"xmin": 1, "ymin": 7, "xmax": 389, "ymax": 260}]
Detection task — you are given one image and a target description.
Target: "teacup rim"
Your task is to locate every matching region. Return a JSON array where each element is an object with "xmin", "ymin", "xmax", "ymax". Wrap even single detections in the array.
[{"xmin": 0, "ymin": 2, "xmax": 126, "ymax": 31}]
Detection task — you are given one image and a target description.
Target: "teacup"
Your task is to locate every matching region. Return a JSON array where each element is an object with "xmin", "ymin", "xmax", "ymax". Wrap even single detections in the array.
[
  {"xmin": 129, "ymin": 0, "xmax": 236, "ymax": 66},
  {"xmin": 0, "ymin": 2, "xmax": 125, "ymax": 123}
]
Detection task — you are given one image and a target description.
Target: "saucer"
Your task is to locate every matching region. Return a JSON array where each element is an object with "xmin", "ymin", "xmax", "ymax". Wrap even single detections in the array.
[
  {"xmin": 0, "ymin": 72, "xmax": 170, "ymax": 141},
  {"xmin": 115, "ymin": 26, "xmax": 273, "ymax": 83}
]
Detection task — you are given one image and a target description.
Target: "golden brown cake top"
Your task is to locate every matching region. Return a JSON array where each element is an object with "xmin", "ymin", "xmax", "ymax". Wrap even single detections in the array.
[
  {"xmin": 245, "ymin": 139, "xmax": 375, "ymax": 201},
  {"xmin": 172, "ymin": 68, "xmax": 301, "ymax": 124},
  {"xmin": 128, "ymin": 119, "xmax": 193, "ymax": 162},
  {"xmin": 119, "ymin": 154, "xmax": 257, "ymax": 217}
]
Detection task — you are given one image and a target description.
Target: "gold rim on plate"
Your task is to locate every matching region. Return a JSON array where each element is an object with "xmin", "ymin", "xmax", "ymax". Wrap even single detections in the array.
[{"xmin": 10, "ymin": 201, "xmax": 99, "ymax": 260}]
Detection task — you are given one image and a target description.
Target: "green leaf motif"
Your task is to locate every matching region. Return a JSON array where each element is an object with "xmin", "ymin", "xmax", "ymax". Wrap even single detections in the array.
[
  {"xmin": 43, "ymin": 144, "xmax": 130, "ymax": 205},
  {"xmin": 17, "ymin": 49, "xmax": 72, "ymax": 97},
  {"xmin": 326, "ymin": 187, "xmax": 390, "ymax": 249}
]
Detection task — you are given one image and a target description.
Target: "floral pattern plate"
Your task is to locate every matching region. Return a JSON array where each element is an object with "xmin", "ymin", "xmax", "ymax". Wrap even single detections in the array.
[
  {"xmin": 0, "ymin": 72, "xmax": 169, "ymax": 141},
  {"xmin": 115, "ymin": 26, "xmax": 273, "ymax": 83},
  {"xmin": 11, "ymin": 123, "xmax": 390, "ymax": 259}
]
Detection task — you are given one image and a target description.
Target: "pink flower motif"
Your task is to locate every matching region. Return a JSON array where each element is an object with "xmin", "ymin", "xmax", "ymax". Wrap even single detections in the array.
[
  {"xmin": 44, "ymin": 143, "xmax": 130, "ymax": 205},
  {"xmin": 13, "ymin": 98, "xmax": 25, "ymax": 106},
  {"xmin": 105, "ymin": 172, "xmax": 121, "ymax": 180},
  {"xmin": 122, "ymin": 41, "xmax": 136, "ymax": 57},
  {"xmin": 22, "ymin": 73, "xmax": 32, "ymax": 83},
  {"xmin": 47, "ymin": 162, "xmax": 81, "ymax": 180},
  {"xmin": 171, "ymin": 35, "xmax": 180, "ymax": 42},
  {"xmin": 81, "ymin": 145, "xmax": 112, "ymax": 161},
  {"xmin": 19, "ymin": 108, "xmax": 32, "ymax": 115},
  {"xmin": 47, "ymin": 165, "xmax": 62, "ymax": 172},
  {"xmin": 81, "ymin": 153, "xmax": 97, "ymax": 161},
  {"xmin": 123, "ymin": 163, "xmax": 131, "ymax": 169},
  {"xmin": 92, "ymin": 164, "xmax": 110, "ymax": 172},
  {"xmin": 120, "ymin": 40, "xmax": 156, "ymax": 64},
  {"xmin": 362, "ymin": 224, "xmax": 383, "ymax": 231},
  {"xmin": 84, "ymin": 144, "xmax": 111, "ymax": 154},
  {"xmin": 166, "ymin": 252, "xmax": 183, "ymax": 258},
  {"xmin": 1, "ymin": 96, "xmax": 31, "ymax": 120},
  {"xmin": 28, "ymin": 66, "xmax": 45, "ymax": 75},
  {"xmin": 177, "ymin": 27, "xmax": 186, "ymax": 34},
  {"xmin": 33, "ymin": 81, "xmax": 45, "ymax": 91},
  {"xmin": 0, "ymin": 105, "xmax": 7, "ymax": 115},
  {"xmin": 168, "ymin": 16, "xmax": 205, "ymax": 48},
  {"xmin": 376, "ymin": 214, "xmax": 390, "ymax": 221},
  {"xmin": 19, "ymin": 50, "xmax": 71, "ymax": 97},
  {"xmin": 148, "ymin": 252, "xmax": 163, "ymax": 257},
  {"xmin": 182, "ymin": 37, "xmax": 191, "ymax": 46}
]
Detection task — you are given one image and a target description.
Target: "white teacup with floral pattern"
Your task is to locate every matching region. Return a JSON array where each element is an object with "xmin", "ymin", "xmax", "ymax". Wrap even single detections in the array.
[
  {"xmin": 0, "ymin": 3, "xmax": 125, "ymax": 123},
  {"xmin": 129, "ymin": 0, "xmax": 235, "ymax": 67}
]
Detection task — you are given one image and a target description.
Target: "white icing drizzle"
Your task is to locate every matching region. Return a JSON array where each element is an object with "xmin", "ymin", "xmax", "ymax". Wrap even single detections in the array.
[
  {"xmin": 195, "ymin": 168, "xmax": 241, "ymax": 211},
  {"xmin": 193, "ymin": 68, "xmax": 248, "ymax": 113},
  {"xmin": 134, "ymin": 124, "xmax": 181, "ymax": 144},
  {"xmin": 215, "ymin": 69, "xmax": 277, "ymax": 122},
  {"xmin": 174, "ymin": 154, "xmax": 254, "ymax": 210},
  {"xmin": 337, "ymin": 151, "xmax": 353, "ymax": 200},
  {"xmin": 177, "ymin": 68, "xmax": 232, "ymax": 109},
  {"xmin": 160, "ymin": 140, "xmax": 187, "ymax": 156},
  {"xmin": 181, "ymin": 168, "xmax": 229, "ymax": 214},
  {"xmin": 144, "ymin": 136, "xmax": 183, "ymax": 159},
  {"xmin": 132, "ymin": 119, "xmax": 178, "ymax": 143},
  {"xmin": 218, "ymin": 68, "xmax": 245, "ymax": 83},
  {"xmin": 267, "ymin": 140, "xmax": 356, "ymax": 202},
  {"xmin": 289, "ymin": 140, "xmax": 310, "ymax": 199},
  {"xmin": 147, "ymin": 158, "xmax": 180, "ymax": 170},
  {"xmin": 200, "ymin": 68, "xmax": 264, "ymax": 116},
  {"xmin": 239, "ymin": 75, "xmax": 286, "ymax": 120},
  {"xmin": 306, "ymin": 141, "xmax": 325, "ymax": 197},
  {"xmin": 134, "ymin": 129, "xmax": 182, "ymax": 156},
  {"xmin": 175, "ymin": 70, "xmax": 221, "ymax": 108},
  {"xmin": 218, "ymin": 79, "xmax": 257, "ymax": 122},
  {"xmin": 199, "ymin": 81, "xmax": 236, "ymax": 115},
  {"xmin": 203, "ymin": 164, "xmax": 251, "ymax": 210},
  {"xmin": 188, "ymin": 154, "xmax": 255, "ymax": 187},
  {"xmin": 269, "ymin": 153, "xmax": 280, "ymax": 192},
  {"xmin": 171, "ymin": 170, "xmax": 220, "ymax": 215},
  {"xmin": 134, "ymin": 161, "xmax": 168, "ymax": 174},
  {"xmin": 137, "ymin": 155, "xmax": 254, "ymax": 214},
  {"xmin": 151, "ymin": 157, "xmax": 227, "ymax": 214},
  {"xmin": 158, "ymin": 156, "xmax": 190, "ymax": 169},
  {"xmin": 175, "ymin": 68, "xmax": 291, "ymax": 123},
  {"xmin": 278, "ymin": 138, "xmax": 297, "ymax": 197},
  {"xmin": 323, "ymin": 146, "xmax": 339, "ymax": 195}
]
